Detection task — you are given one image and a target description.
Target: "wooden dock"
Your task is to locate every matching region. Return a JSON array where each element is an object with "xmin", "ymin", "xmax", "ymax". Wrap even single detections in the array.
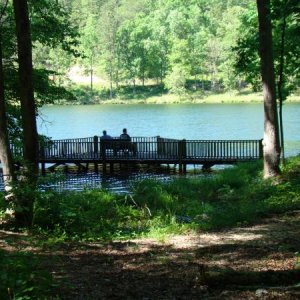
[{"xmin": 28, "ymin": 136, "xmax": 263, "ymax": 173}]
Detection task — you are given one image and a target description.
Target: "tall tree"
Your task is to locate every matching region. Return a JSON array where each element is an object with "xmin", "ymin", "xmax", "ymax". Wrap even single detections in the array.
[
  {"xmin": 99, "ymin": 0, "xmax": 121, "ymax": 97},
  {"xmin": 274, "ymin": 0, "xmax": 300, "ymax": 163},
  {"xmin": 0, "ymin": 2, "xmax": 15, "ymax": 192},
  {"xmin": 234, "ymin": 0, "xmax": 299, "ymax": 163},
  {"xmin": 13, "ymin": 0, "xmax": 38, "ymax": 225},
  {"xmin": 256, "ymin": 0, "xmax": 280, "ymax": 178}
]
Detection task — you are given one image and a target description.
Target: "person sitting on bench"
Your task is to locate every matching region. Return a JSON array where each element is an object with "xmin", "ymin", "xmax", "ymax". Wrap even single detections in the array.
[
  {"xmin": 100, "ymin": 130, "xmax": 112, "ymax": 140},
  {"xmin": 120, "ymin": 128, "xmax": 131, "ymax": 141}
]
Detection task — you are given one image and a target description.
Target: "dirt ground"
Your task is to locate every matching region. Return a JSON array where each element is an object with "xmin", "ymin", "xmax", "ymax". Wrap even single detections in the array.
[{"xmin": 1, "ymin": 211, "xmax": 300, "ymax": 299}]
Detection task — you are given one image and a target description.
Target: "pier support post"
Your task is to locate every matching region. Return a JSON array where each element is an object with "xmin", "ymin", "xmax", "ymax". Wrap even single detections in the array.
[
  {"xmin": 259, "ymin": 139, "xmax": 264, "ymax": 158},
  {"xmin": 202, "ymin": 163, "xmax": 214, "ymax": 172},
  {"xmin": 39, "ymin": 142, "xmax": 46, "ymax": 175},
  {"xmin": 178, "ymin": 139, "xmax": 186, "ymax": 174},
  {"xmin": 41, "ymin": 162, "xmax": 46, "ymax": 175},
  {"xmin": 93, "ymin": 136, "xmax": 99, "ymax": 156},
  {"xmin": 93, "ymin": 136, "xmax": 99, "ymax": 173},
  {"xmin": 179, "ymin": 164, "xmax": 183, "ymax": 173}
]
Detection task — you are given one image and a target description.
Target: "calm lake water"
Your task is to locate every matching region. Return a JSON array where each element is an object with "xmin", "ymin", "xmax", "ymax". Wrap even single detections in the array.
[
  {"xmin": 38, "ymin": 103, "xmax": 300, "ymax": 157},
  {"xmin": 2, "ymin": 103, "xmax": 299, "ymax": 192},
  {"xmin": 24, "ymin": 103, "xmax": 298, "ymax": 192}
]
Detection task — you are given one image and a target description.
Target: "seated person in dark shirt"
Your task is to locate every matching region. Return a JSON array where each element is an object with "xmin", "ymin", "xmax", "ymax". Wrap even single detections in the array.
[
  {"xmin": 100, "ymin": 130, "xmax": 112, "ymax": 140},
  {"xmin": 120, "ymin": 128, "xmax": 131, "ymax": 141}
]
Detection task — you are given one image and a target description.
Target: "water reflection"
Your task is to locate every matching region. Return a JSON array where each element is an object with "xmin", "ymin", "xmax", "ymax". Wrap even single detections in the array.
[
  {"xmin": 41, "ymin": 171, "xmax": 172, "ymax": 194},
  {"xmin": 1, "ymin": 165, "xmax": 208, "ymax": 194}
]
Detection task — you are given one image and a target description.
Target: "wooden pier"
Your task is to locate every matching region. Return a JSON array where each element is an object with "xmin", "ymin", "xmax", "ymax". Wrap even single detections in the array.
[{"xmin": 29, "ymin": 136, "xmax": 263, "ymax": 173}]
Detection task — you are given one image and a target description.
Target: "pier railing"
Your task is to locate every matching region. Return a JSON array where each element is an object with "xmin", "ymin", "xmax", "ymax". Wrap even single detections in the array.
[
  {"xmin": 40, "ymin": 137, "xmax": 95, "ymax": 159},
  {"xmin": 185, "ymin": 139, "xmax": 262, "ymax": 160},
  {"xmin": 10, "ymin": 136, "xmax": 263, "ymax": 164}
]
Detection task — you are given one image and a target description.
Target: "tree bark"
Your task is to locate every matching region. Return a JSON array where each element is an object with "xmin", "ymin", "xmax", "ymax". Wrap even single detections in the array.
[
  {"xmin": 0, "ymin": 30, "xmax": 15, "ymax": 191},
  {"xmin": 90, "ymin": 55, "xmax": 93, "ymax": 94},
  {"xmin": 256, "ymin": 0, "xmax": 281, "ymax": 178},
  {"xmin": 109, "ymin": 61, "xmax": 113, "ymax": 99},
  {"xmin": 277, "ymin": 0, "xmax": 288, "ymax": 165},
  {"xmin": 13, "ymin": 0, "xmax": 38, "ymax": 226}
]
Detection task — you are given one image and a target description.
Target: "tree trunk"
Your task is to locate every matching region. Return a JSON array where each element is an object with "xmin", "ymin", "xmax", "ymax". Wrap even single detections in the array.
[
  {"xmin": 109, "ymin": 61, "xmax": 113, "ymax": 99},
  {"xmin": 277, "ymin": 0, "xmax": 288, "ymax": 165},
  {"xmin": 256, "ymin": 0, "xmax": 280, "ymax": 178},
  {"xmin": 13, "ymin": 0, "xmax": 38, "ymax": 226},
  {"xmin": 90, "ymin": 55, "xmax": 93, "ymax": 94},
  {"xmin": 160, "ymin": 62, "xmax": 163, "ymax": 84},
  {"xmin": 132, "ymin": 78, "xmax": 136, "ymax": 94},
  {"xmin": 0, "ymin": 30, "xmax": 15, "ymax": 192}
]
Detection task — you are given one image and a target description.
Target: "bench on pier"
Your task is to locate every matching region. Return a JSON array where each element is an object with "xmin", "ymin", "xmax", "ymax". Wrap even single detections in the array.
[{"xmin": 100, "ymin": 139, "xmax": 137, "ymax": 156}]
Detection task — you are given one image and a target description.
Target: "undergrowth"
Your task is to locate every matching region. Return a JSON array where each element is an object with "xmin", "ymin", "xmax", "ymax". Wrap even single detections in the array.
[
  {"xmin": 0, "ymin": 250, "xmax": 56, "ymax": 300},
  {"xmin": 1, "ymin": 158, "xmax": 300, "ymax": 243}
]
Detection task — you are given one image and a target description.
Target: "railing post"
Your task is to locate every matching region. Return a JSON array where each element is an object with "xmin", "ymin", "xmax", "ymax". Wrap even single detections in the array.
[
  {"xmin": 39, "ymin": 142, "xmax": 46, "ymax": 175},
  {"xmin": 93, "ymin": 136, "xmax": 99, "ymax": 155},
  {"xmin": 157, "ymin": 136, "xmax": 162, "ymax": 156},
  {"xmin": 62, "ymin": 142, "xmax": 67, "ymax": 157},
  {"xmin": 178, "ymin": 139, "xmax": 187, "ymax": 173},
  {"xmin": 39, "ymin": 142, "xmax": 45, "ymax": 160},
  {"xmin": 92, "ymin": 136, "xmax": 99, "ymax": 172},
  {"xmin": 100, "ymin": 139, "xmax": 107, "ymax": 172},
  {"xmin": 259, "ymin": 139, "xmax": 264, "ymax": 158}
]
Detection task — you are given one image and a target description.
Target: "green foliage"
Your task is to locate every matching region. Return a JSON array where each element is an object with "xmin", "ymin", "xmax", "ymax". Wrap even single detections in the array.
[
  {"xmin": 17, "ymin": 157, "xmax": 299, "ymax": 242},
  {"xmin": 1, "ymin": 158, "xmax": 300, "ymax": 242},
  {"xmin": 33, "ymin": 189, "xmax": 149, "ymax": 241},
  {"xmin": 234, "ymin": 0, "xmax": 300, "ymax": 96},
  {"xmin": 164, "ymin": 65, "xmax": 188, "ymax": 96},
  {"xmin": 1, "ymin": 0, "xmax": 79, "ymax": 139},
  {"xmin": 132, "ymin": 158, "xmax": 300, "ymax": 230},
  {"xmin": 0, "ymin": 250, "xmax": 55, "ymax": 300},
  {"xmin": 61, "ymin": 0, "xmax": 265, "ymax": 99},
  {"xmin": 68, "ymin": 84, "xmax": 167, "ymax": 103},
  {"xmin": 3, "ymin": 0, "xmax": 298, "ymax": 105}
]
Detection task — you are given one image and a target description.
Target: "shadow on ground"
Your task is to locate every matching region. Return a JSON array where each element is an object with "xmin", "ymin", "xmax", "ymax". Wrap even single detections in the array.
[{"xmin": 1, "ymin": 212, "xmax": 300, "ymax": 299}]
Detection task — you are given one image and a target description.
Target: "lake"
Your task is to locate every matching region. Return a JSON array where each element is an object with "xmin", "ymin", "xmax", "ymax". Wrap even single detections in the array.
[
  {"xmin": 31, "ymin": 103, "xmax": 300, "ymax": 192},
  {"xmin": 38, "ymin": 103, "xmax": 300, "ymax": 157}
]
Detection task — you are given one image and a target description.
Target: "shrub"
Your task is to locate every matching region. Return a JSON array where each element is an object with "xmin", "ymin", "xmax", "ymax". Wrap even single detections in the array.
[
  {"xmin": 164, "ymin": 65, "xmax": 188, "ymax": 96},
  {"xmin": 10, "ymin": 157, "xmax": 300, "ymax": 241},
  {"xmin": 0, "ymin": 250, "xmax": 55, "ymax": 300}
]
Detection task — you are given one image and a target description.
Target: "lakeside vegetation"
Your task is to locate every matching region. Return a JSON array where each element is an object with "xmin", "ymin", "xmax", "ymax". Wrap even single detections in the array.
[
  {"xmin": 19, "ymin": 158, "xmax": 300, "ymax": 239},
  {"xmin": 63, "ymin": 84, "xmax": 300, "ymax": 105},
  {"xmin": 1, "ymin": 158, "xmax": 300, "ymax": 236},
  {"xmin": 1, "ymin": 156, "xmax": 300, "ymax": 298}
]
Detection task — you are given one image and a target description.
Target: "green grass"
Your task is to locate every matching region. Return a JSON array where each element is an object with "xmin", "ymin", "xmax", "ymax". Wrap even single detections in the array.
[
  {"xmin": 0, "ymin": 250, "xmax": 56, "ymax": 300},
  {"xmin": 60, "ymin": 84, "xmax": 300, "ymax": 105},
  {"xmin": 2, "ymin": 157, "xmax": 300, "ymax": 243}
]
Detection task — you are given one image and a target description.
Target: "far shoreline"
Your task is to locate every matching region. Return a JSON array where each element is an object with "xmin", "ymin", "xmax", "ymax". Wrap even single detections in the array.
[{"xmin": 51, "ymin": 91, "xmax": 300, "ymax": 105}]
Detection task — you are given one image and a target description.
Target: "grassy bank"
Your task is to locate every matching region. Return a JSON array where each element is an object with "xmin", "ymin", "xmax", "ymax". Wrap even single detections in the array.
[
  {"xmin": 61, "ymin": 84, "xmax": 300, "ymax": 105},
  {"xmin": 2, "ymin": 157, "xmax": 300, "ymax": 242}
]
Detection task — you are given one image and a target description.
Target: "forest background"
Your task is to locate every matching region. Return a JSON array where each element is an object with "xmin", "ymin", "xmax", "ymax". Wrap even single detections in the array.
[{"xmin": 30, "ymin": 0, "xmax": 300, "ymax": 104}]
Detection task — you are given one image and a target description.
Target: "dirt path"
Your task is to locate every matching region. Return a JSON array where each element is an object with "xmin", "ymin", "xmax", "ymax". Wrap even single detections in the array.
[{"xmin": 1, "ymin": 212, "xmax": 300, "ymax": 299}]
